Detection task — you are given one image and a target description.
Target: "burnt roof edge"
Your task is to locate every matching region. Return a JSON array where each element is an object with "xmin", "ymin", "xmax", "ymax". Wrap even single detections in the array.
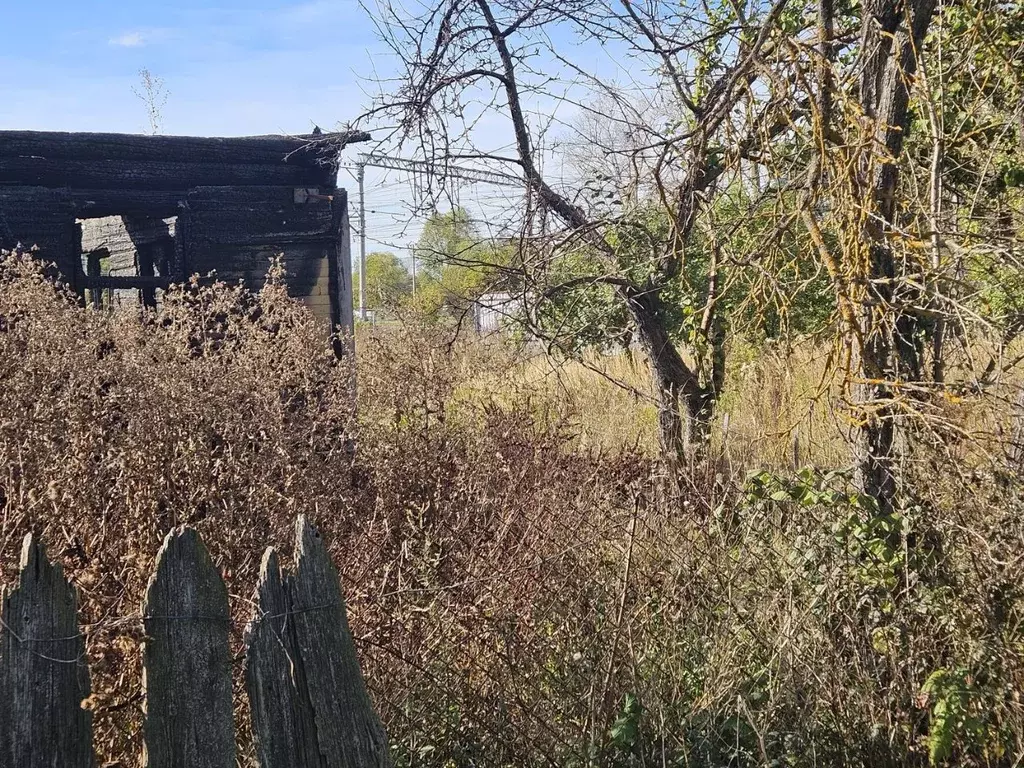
[{"xmin": 0, "ymin": 129, "xmax": 370, "ymax": 147}]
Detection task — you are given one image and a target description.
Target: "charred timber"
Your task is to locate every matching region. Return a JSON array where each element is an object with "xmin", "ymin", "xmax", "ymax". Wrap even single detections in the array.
[
  {"xmin": 81, "ymin": 275, "xmax": 172, "ymax": 290},
  {"xmin": 0, "ymin": 130, "xmax": 369, "ymax": 169},
  {"xmin": 69, "ymin": 190, "xmax": 183, "ymax": 219},
  {"xmin": 0, "ymin": 157, "xmax": 336, "ymax": 191},
  {"xmin": 182, "ymin": 187, "xmax": 335, "ymax": 246}
]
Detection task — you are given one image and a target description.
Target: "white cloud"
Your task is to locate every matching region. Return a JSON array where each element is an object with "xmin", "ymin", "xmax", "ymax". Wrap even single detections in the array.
[{"xmin": 109, "ymin": 32, "xmax": 146, "ymax": 48}]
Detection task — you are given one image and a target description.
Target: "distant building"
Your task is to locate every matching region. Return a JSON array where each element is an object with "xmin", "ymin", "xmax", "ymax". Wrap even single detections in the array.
[{"xmin": 474, "ymin": 291, "xmax": 524, "ymax": 335}]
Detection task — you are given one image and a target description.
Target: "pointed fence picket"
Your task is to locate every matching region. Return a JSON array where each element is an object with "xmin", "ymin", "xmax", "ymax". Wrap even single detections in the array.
[
  {"xmin": 0, "ymin": 515, "xmax": 389, "ymax": 768},
  {"xmin": 246, "ymin": 519, "xmax": 389, "ymax": 768},
  {"xmin": 0, "ymin": 535, "xmax": 92, "ymax": 768}
]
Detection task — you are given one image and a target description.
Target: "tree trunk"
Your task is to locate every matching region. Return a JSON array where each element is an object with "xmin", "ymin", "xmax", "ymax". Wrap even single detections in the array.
[
  {"xmin": 650, "ymin": 363, "xmax": 686, "ymax": 468},
  {"xmin": 855, "ymin": 0, "xmax": 937, "ymax": 513},
  {"xmin": 626, "ymin": 286, "xmax": 714, "ymax": 470},
  {"xmin": 855, "ymin": 264, "xmax": 900, "ymax": 515}
]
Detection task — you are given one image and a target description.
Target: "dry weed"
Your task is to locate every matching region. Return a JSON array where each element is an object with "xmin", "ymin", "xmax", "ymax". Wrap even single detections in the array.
[{"xmin": 2, "ymin": 249, "xmax": 1023, "ymax": 766}]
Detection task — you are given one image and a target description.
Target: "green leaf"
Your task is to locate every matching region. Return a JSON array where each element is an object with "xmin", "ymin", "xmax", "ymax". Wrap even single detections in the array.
[{"xmin": 609, "ymin": 693, "xmax": 644, "ymax": 752}]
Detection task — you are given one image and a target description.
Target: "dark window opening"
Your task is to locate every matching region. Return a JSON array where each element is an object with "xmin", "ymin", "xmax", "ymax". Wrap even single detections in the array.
[{"xmin": 78, "ymin": 215, "xmax": 177, "ymax": 309}]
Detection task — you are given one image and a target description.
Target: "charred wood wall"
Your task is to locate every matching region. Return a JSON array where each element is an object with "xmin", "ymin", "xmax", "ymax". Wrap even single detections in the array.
[
  {"xmin": 181, "ymin": 186, "xmax": 350, "ymax": 324},
  {"xmin": 0, "ymin": 187, "xmax": 80, "ymax": 280},
  {"xmin": 0, "ymin": 130, "xmax": 365, "ymax": 330}
]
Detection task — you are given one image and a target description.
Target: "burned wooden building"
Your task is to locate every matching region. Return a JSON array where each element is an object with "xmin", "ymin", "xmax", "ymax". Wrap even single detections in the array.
[{"xmin": 0, "ymin": 129, "xmax": 368, "ymax": 329}]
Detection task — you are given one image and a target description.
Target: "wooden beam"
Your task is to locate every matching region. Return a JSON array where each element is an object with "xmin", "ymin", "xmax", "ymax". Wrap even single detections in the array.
[
  {"xmin": 69, "ymin": 189, "xmax": 183, "ymax": 218},
  {"xmin": 69, "ymin": 185, "xmax": 343, "ymax": 218},
  {"xmin": 81, "ymin": 275, "xmax": 171, "ymax": 290},
  {"xmin": 329, "ymin": 189, "xmax": 354, "ymax": 342},
  {"xmin": 0, "ymin": 156, "xmax": 334, "ymax": 191},
  {"xmin": 0, "ymin": 130, "xmax": 369, "ymax": 168}
]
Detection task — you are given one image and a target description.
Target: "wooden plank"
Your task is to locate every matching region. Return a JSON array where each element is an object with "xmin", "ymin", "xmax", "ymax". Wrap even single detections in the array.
[
  {"xmin": 0, "ymin": 156, "xmax": 333, "ymax": 191},
  {"xmin": 183, "ymin": 186, "xmax": 335, "ymax": 244},
  {"xmin": 0, "ymin": 534, "xmax": 92, "ymax": 768},
  {"xmin": 329, "ymin": 189, "xmax": 355, "ymax": 343},
  {"xmin": 195, "ymin": 257, "xmax": 331, "ymax": 299},
  {"xmin": 186, "ymin": 218, "xmax": 334, "ymax": 245},
  {"xmin": 173, "ymin": 246, "xmax": 313, "ymax": 275},
  {"xmin": 70, "ymin": 189, "xmax": 183, "ymax": 218},
  {"xmin": 185, "ymin": 185, "xmax": 337, "ymax": 204},
  {"xmin": 290, "ymin": 516, "xmax": 389, "ymax": 767},
  {"xmin": 192, "ymin": 231, "xmax": 336, "ymax": 249},
  {"xmin": 171, "ymin": 207, "xmax": 189, "ymax": 283},
  {"xmin": 142, "ymin": 528, "xmax": 234, "ymax": 768},
  {"xmin": 0, "ymin": 187, "xmax": 80, "ymax": 283},
  {"xmin": 82, "ymin": 275, "xmax": 171, "ymax": 290},
  {"xmin": 180, "ymin": 186, "xmax": 337, "ymax": 300},
  {"xmin": 86, "ymin": 249, "xmax": 104, "ymax": 308},
  {"xmin": 0, "ymin": 186, "xmax": 74, "ymax": 233},
  {"xmin": 244, "ymin": 549, "xmax": 321, "ymax": 768},
  {"xmin": 184, "ymin": 200, "xmax": 333, "ymax": 224},
  {"xmin": 0, "ymin": 130, "xmax": 368, "ymax": 167},
  {"xmin": 243, "ymin": 517, "xmax": 389, "ymax": 768}
]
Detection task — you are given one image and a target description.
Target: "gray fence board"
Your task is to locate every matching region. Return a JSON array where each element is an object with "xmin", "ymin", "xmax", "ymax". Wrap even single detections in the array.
[
  {"xmin": 244, "ymin": 548, "xmax": 321, "ymax": 767},
  {"xmin": 142, "ymin": 528, "xmax": 234, "ymax": 768},
  {"xmin": 245, "ymin": 516, "xmax": 389, "ymax": 768},
  {"xmin": 0, "ymin": 519, "xmax": 387, "ymax": 767},
  {"xmin": 290, "ymin": 516, "xmax": 389, "ymax": 768},
  {"xmin": 0, "ymin": 534, "xmax": 93, "ymax": 768}
]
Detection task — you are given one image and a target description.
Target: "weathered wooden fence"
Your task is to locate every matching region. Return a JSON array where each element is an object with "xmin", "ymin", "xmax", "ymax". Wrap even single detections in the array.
[{"xmin": 0, "ymin": 516, "xmax": 389, "ymax": 768}]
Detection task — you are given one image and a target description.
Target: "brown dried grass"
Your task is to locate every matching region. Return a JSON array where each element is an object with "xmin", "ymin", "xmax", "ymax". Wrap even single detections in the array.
[{"xmin": 2, "ymin": 248, "xmax": 1024, "ymax": 767}]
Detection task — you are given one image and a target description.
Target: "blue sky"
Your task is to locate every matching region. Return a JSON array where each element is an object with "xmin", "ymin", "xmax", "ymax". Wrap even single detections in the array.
[
  {"xmin": 1, "ymin": 0, "xmax": 378, "ymax": 135},
  {"xmin": 0, "ymin": 0, "xmax": 646, "ymax": 272}
]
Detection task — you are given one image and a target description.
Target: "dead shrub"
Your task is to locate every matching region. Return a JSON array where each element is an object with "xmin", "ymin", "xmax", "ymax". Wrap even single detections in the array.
[{"xmin": 2, "ymin": 248, "xmax": 1023, "ymax": 767}]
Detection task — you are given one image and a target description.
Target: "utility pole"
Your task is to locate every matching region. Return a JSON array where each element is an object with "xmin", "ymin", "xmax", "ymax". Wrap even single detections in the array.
[
  {"xmin": 344, "ymin": 152, "xmax": 525, "ymax": 308},
  {"xmin": 357, "ymin": 161, "xmax": 367, "ymax": 321}
]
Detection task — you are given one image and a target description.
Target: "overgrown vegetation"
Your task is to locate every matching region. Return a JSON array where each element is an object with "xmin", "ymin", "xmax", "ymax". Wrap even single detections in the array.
[
  {"xmin": 7, "ymin": 0, "xmax": 1024, "ymax": 763},
  {"xmin": 364, "ymin": 0, "xmax": 1024, "ymax": 519},
  {"xmin": 3, "ymin": 249, "xmax": 1023, "ymax": 766}
]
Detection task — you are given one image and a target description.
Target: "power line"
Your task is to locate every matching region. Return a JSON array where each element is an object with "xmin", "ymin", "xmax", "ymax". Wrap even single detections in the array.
[
  {"xmin": 350, "ymin": 152, "xmax": 530, "ymax": 308},
  {"xmin": 356, "ymin": 153, "xmax": 525, "ymax": 189}
]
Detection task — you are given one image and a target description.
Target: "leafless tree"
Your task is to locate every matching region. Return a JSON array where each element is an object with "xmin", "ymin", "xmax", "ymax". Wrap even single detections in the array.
[
  {"xmin": 363, "ymin": 0, "xmax": 801, "ymax": 470},
  {"xmin": 133, "ymin": 68, "xmax": 169, "ymax": 136}
]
